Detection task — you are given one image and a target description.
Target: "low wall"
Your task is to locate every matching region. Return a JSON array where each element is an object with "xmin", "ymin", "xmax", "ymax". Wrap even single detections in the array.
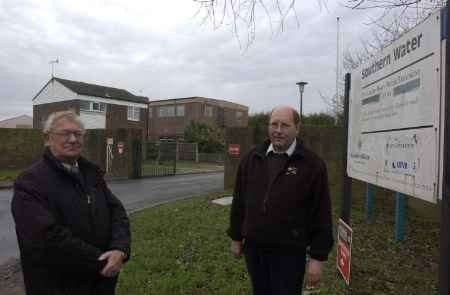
[
  {"xmin": 198, "ymin": 153, "xmax": 224, "ymax": 163},
  {"xmin": 0, "ymin": 128, "xmax": 142, "ymax": 180},
  {"xmin": 224, "ymin": 125, "xmax": 344, "ymax": 190},
  {"xmin": 0, "ymin": 128, "xmax": 44, "ymax": 169}
]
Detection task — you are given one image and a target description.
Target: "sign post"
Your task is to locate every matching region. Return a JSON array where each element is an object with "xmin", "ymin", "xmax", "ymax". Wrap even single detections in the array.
[{"xmin": 439, "ymin": 6, "xmax": 450, "ymax": 294}]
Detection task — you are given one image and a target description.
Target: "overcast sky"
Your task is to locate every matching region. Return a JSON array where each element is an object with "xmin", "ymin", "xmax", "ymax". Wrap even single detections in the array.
[{"xmin": 0, "ymin": 0, "xmax": 377, "ymax": 120}]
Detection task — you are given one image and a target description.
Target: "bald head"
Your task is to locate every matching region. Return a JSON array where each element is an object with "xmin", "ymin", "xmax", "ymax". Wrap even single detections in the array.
[
  {"xmin": 268, "ymin": 105, "xmax": 299, "ymax": 152},
  {"xmin": 270, "ymin": 106, "xmax": 300, "ymax": 127}
]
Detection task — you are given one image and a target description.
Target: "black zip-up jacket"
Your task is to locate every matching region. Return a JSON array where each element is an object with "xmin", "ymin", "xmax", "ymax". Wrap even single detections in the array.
[
  {"xmin": 228, "ymin": 139, "xmax": 333, "ymax": 261},
  {"xmin": 11, "ymin": 148, "xmax": 131, "ymax": 295}
]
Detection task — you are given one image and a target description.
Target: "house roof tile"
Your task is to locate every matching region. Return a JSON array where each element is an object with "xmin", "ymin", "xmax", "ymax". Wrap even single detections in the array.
[{"xmin": 55, "ymin": 77, "xmax": 148, "ymax": 104}]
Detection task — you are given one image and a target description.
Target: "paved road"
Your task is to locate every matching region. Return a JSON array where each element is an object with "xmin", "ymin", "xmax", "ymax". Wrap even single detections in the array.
[{"xmin": 0, "ymin": 172, "xmax": 224, "ymax": 265}]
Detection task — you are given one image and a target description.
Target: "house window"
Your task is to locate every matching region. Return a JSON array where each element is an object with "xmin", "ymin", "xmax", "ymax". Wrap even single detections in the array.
[
  {"xmin": 128, "ymin": 106, "xmax": 141, "ymax": 121},
  {"xmin": 176, "ymin": 105, "xmax": 185, "ymax": 117},
  {"xmin": 80, "ymin": 101, "xmax": 90, "ymax": 111},
  {"xmin": 92, "ymin": 102, "xmax": 105, "ymax": 112},
  {"xmin": 79, "ymin": 100, "xmax": 106, "ymax": 113},
  {"xmin": 159, "ymin": 106, "xmax": 175, "ymax": 117},
  {"xmin": 204, "ymin": 105, "xmax": 213, "ymax": 117},
  {"xmin": 149, "ymin": 107, "xmax": 153, "ymax": 118},
  {"xmin": 236, "ymin": 111, "xmax": 243, "ymax": 120}
]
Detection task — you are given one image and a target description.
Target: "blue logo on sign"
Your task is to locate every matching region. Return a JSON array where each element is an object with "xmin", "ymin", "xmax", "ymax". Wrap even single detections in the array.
[{"xmin": 392, "ymin": 161, "xmax": 408, "ymax": 169}]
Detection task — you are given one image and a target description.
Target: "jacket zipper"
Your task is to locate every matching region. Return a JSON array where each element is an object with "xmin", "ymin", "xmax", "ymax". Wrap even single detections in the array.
[
  {"xmin": 72, "ymin": 173, "xmax": 95, "ymax": 235},
  {"xmin": 262, "ymin": 159, "xmax": 293, "ymax": 214}
]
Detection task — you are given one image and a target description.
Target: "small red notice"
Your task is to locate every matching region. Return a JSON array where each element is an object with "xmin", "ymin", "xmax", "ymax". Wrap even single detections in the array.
[
  {"xmin": 117, "ymin": 142, "xmax": 124, "ymax": 154},
  {"xmin": 228, "ymin": 144, "xmax": 240, "ymax": 156},
  {"xmin": 337, "ymin": 218, "xmax": 352, "ymax": 285}
]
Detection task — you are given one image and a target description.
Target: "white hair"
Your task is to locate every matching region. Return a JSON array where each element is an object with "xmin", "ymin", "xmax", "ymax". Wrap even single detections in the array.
[{"xmin": 43, "ymin": 110, "xmax": 84, "ymax": 134}]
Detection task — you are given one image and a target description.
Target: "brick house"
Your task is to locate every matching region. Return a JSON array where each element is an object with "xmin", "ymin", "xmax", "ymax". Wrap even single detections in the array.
[
  {"xmin": 33, "ymin": 77, "xmax": 148, "ymax": 132},
  {"xmin": 148, "ymin": 97, "xmax": 248, "ymax": 140}
]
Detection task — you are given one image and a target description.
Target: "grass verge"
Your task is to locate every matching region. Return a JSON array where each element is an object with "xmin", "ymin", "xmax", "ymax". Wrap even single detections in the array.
[
  {"xmin": 0, "ymin": 169, "xmax": 21, "ymax": 182},
  {"xmin": 117, "ymin": 170, "xmax": 439, "ymax": 294},
  {"xmin": 117, "ymin": 191, "xmax": 251, "ymax": 295}
]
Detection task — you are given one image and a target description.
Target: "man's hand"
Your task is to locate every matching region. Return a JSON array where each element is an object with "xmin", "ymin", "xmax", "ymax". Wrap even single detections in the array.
[
  {"xmin": 98, "ymin": 250, "xmax": 126, "ymax": 277},
  {"xmin": 305, "ymin": 258, "xmax": 322, "ymax": 289},
  {"xmin": 230, "ymin": 240, "xmax": 242, "ymax": 258}
]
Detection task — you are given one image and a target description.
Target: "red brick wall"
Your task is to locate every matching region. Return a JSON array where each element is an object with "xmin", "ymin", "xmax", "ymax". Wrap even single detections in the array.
[
  {"xmin": 223, "ymin": 107, "xmax": 248, "ymax": 127},
  {"xmin": 33, "ymin": 100, "xmax": 80, "ymax": 128},
  {"xmin": 105, "ymin": 104, "xmax": 147, "ymax": 136},
  {"xmin": 148, "ymin": 101, "xmax": 248, "ymax": 139}
]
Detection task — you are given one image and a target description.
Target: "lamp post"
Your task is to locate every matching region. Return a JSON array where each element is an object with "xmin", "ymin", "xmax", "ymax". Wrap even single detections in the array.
[{"xmin": 296, "ymin": 81, "xmax": 308, "ymax": 124}]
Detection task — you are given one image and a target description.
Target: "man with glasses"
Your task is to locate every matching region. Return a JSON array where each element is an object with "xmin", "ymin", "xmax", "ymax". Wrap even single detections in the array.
[
  {"xmin": 228, "ymin": 105, "xmax": 333, "ymax": 295},
  {"xmin": 12, "ymin": 111, "xmax": 130, "ymax": 295}
]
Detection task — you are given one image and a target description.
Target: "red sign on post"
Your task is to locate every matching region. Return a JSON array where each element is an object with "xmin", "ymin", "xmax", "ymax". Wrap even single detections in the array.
[
  {"xmin": 337, "ymin": 218, "xmax": 352, "ymax": 285},
  {"xmin": 228, "ymin": 144, "xmax": 240, "ymax": 156},
  {"xmin": 117, "ymin": 142, "xmax": 125, "ymax": 155}
]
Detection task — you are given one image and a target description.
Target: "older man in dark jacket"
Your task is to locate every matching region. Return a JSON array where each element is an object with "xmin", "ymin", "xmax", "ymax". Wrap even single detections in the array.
[
  {"xmin": 228, "ymin": 106, "xmax": 333, "ymax": 295},
  {"xmin": 11, "ymin": 111, "xmax": 131, "ymax": 295}
]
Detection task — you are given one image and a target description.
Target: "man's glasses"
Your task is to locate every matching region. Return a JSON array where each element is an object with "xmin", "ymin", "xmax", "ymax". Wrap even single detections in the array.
[{"xmin": 50, "ymin": 130, "xmax": 85, "ymax": 139}]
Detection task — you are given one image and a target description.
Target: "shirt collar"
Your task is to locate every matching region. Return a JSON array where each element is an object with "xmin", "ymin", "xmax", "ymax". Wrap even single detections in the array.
[
  {"xmin": 266, "ymin": 138, "xmax": 297, "ymax": 157},
  {"xmin": 62, "ymin": 161, "xmax": 79, "ymax": 172}
]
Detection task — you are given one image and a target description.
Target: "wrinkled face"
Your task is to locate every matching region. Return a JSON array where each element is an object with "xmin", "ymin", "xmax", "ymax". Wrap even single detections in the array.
[
  {"xmin": 45, "ymin": 117, "xmax": 85, "ymax": 163},
  {"xmin": 268, "ymin": 108, "xmax": 298, "ymax": 152}
]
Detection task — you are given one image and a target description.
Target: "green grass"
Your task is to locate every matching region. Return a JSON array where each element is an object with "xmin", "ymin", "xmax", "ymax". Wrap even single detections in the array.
[
  {"xmin": 117, "ymin": 191, "xmax": 251, "ymax": 295},
  {"xmin": 117, "ymin": 165, "xmax": 439, "ymax": 295},
  {"xmin": 0, "ymin": 169, "xmax": 21, "ymax": 181}
]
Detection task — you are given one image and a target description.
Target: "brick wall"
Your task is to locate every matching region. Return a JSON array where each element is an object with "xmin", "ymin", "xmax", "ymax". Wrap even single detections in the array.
[
  {"xmin": 223, "ymin": 108, "xmax": 248, "ymax": 128},
  {"xmin": 0, "ymin": 128, "xmax": 141, "ymax": 180},
  {"xmin": 105, "ymin": 104, "xmax": 146, "ymax": 131},
  {"xmin": 300, "ymin": 125, "xmax": 344, "ymax": 166},
  {"xmin": 224, "ymin": 125, "xmax": 344, "ymax": 189},
  {"xmin": 148, "ymin": 101, "xmax": 248, "ymax": 139},
  {"xmin": 82, "ymin": 129, "xmax": 106, "ymax": 170},
  {"xmin": 148, "ymin": 102, "xmax": 207, "ymax": 138},
  {"xmin": 224, "ymin": 127, "xmax": 255, "ymax": 189},
  {"xmin": 0, "ymin": 128, "xmax": 44, "ymax": 169},
  {"xmin": 33, "ymin": 100, "xmax": 80, "ymax": 128}
]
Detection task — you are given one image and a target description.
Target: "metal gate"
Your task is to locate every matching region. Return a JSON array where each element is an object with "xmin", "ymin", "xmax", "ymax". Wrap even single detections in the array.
[{"xmin": 142, "ymin": 140, "xmax": 177, "ymax": 177}]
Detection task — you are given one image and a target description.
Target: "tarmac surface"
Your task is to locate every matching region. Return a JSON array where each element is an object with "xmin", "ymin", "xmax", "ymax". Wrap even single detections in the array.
[{"xmin": 0, "ymin": 171, "xmax": 225, "ymax": 265}]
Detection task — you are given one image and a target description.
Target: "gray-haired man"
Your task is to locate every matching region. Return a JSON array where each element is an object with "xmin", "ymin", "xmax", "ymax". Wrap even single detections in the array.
[{"xmin": 12, "ymin": 111, "xmax": 131, "ymax": 295}]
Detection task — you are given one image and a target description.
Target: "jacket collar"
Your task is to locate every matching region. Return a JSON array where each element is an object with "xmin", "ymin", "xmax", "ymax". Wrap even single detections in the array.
[
  {"xmin": 266, "ymin": 138, "xmax": 297, "ymax": 156},
  {"xmin": 43, "ymin": 147, "xmax": 103, "ymax": 178},
  {"xmin": 255, "ymin": 138, "xmax": 305, "ymax": 159}
]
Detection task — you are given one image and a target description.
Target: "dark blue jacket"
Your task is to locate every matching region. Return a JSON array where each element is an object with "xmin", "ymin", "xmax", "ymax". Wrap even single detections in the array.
[{"xmin": 11, "ymin": 148, "xmax": 131, "ymax": 295}]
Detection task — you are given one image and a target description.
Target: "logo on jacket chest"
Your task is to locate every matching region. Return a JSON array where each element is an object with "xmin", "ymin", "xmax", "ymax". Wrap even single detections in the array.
[{"xmin": 285, "ymin": 166, "xmax": 298, "ymax": 175}]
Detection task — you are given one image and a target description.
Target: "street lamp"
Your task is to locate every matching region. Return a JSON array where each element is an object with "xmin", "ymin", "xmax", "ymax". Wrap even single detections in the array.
[{"xmin": 296, "ymin": 81, "xmax": 308, "ymax": 124}]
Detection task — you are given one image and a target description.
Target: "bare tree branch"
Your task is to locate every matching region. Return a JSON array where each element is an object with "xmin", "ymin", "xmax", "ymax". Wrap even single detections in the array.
[{"xmin": 193, "ymin": 0, "xmax": 316, "ymax": 47}]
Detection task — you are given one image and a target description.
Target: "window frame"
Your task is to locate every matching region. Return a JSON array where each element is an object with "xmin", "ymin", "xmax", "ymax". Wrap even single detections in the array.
[
  {"xmin": 158, "ymin": 106, "xmax": 175, "ymax": 117},
  {"xmin": 176, "ymin": 105, "xmax": 185, "ymax": 117},
  {"xmin": 127, "ymin": 106, "xmax": 141, "ymax": 121},
  {"xmin": 79, "ymin": 100, "xmax": 106, "ymax": 113},
  {"xmin": 204, "ymin": 105, "xmax": 213, "ymax": 117}
]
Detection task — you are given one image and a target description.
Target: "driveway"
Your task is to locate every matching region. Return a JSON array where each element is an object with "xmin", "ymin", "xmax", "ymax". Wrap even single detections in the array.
[{"xmin": 0, "ymin": 171, "xmax": 225, "ymax": 265}]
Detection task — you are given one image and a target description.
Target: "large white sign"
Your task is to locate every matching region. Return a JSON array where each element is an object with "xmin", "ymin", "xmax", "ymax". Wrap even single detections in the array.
[{"xmin": 347, "ymin": 10, "xmax": 442, "ymax": 203}]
